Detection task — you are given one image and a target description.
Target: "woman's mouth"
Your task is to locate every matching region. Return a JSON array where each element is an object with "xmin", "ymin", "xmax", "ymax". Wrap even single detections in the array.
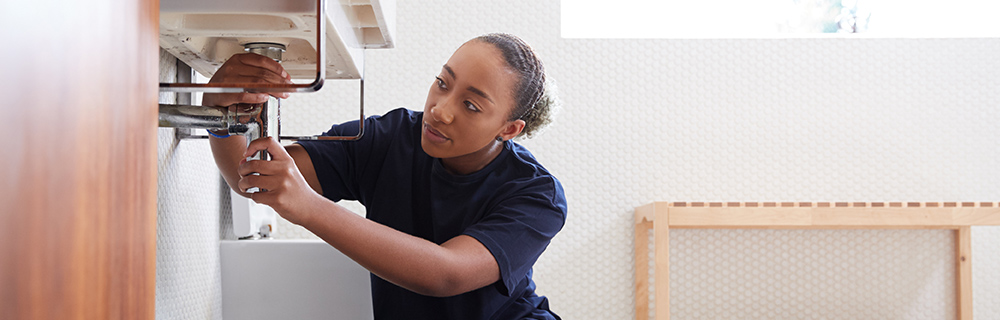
[{"xmin": 423, "ymin": 123, "xmax": 450, "ymax": 143}]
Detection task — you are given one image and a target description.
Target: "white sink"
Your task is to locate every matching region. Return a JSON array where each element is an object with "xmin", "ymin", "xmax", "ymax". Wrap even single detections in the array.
[
  {"xmin": 220, "ymin": 240, "xmax": 373, "ymax": 320},
  {"xmin": 160, "ymin": 0, "xmax": 395, "ymax": 80}
]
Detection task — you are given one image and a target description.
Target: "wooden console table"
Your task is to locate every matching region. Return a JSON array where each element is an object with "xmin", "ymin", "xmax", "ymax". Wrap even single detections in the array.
[{"xmin": 634, "ymin": 202, "xmax": 1000, "ymax": 320}]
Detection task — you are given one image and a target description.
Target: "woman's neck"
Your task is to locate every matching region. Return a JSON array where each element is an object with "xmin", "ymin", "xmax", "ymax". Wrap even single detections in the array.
[{"xmin": 440, "ymin": 140, "xmax": 504, "ymax": 175}]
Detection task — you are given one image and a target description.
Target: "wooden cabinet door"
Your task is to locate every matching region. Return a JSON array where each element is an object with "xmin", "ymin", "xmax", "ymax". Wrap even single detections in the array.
[{"xmin": 0, "ymin": 0, "xmax": 159, "ymax": 319}]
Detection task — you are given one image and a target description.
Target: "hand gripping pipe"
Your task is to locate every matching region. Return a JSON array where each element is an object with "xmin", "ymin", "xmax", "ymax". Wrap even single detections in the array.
[
  {"xmin": 157, "ymin": 0, "xmax": 365, "ymax": 143},
  {"xmin": 159, "ymin": 41, "xmax": 365, "ymax": 192}
]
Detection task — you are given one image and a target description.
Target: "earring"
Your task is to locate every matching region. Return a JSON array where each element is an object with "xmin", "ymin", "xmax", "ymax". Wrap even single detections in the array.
[{"xmin": 495, "ymin": 136, "xmax": 503, "ymax": 142}]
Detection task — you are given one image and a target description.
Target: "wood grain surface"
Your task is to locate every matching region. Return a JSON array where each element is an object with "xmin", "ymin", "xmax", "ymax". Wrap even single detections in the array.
[{"xmin": 0, "ymin": 0, "xmax": 159, "ymax": 319}]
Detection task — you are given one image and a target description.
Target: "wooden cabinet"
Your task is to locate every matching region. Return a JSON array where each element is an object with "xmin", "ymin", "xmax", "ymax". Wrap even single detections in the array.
[{"xmin": 0, "ymin": 1, "xmax": 159, "ymax": 318}]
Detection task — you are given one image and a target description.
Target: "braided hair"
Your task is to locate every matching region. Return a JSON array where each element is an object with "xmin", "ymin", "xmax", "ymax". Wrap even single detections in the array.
[{"xmin": 474, "ymin": 33, "xmax": 559, "ymax": 139}]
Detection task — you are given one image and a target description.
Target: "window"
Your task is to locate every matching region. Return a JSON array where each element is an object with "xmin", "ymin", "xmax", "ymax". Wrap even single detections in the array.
[{"xmin": 561, "ymin": 0, "xmax": 999, "ymax": 38}]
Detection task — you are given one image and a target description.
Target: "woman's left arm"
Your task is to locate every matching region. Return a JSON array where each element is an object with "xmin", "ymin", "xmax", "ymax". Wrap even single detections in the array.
[{"xmin": 238, "ymin": 137, "xmax": 500, "ymax": 297}]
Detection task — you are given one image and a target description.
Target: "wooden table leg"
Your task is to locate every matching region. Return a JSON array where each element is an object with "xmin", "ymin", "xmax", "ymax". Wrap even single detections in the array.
[
  {"xmin": 654, "ymin": 211, "xmax": 670, "ymax": 320},
  {"xmin": 956, "ymin": 227, "xmax": 972, "ymax": 320},
  {"xmin": 635, "ymin": 220, "xmax": 651, "ymax": 320}
]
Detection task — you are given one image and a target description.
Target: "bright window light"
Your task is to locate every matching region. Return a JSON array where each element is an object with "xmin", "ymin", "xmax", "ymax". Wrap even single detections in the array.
[{"xmin": 561, "ymin": 0, "xmax": 1000, "ymax": 38}]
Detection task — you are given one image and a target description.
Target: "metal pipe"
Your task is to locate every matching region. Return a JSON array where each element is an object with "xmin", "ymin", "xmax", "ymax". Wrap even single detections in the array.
[
  {"xmin": 278, "ymin": 78, "xmax": 365, "ymax": 141},
  {"xmin": 239, "ymin": 43, "xmax": 283, "ymax": 192},
  {"xmin": 158, "ymin": 104, "xmax": 228, "ymax": 129},
  {"xmin": 245, "ymin": 42, "xmax": 286, "ymax": 62},
  {"xmin": 158, "ymin": 103, "xmax": 266, "ymax": 133}
]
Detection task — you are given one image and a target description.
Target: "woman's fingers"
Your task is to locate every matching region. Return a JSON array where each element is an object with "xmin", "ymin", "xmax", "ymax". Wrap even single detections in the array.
[
  {"xmin": 213, "ymin": 70, "xmax": 291, "ymax": 92},
  {"xmin": 236, "ymin": 175, "xmax": 270, "ymax": 192},
  {"xmin": 231, "ymin": 54, "xmax": 292, "ymax": 93},
  {"xmin": 225, "ymin": 68, "xmax": 291, "ymax": 87},
  {"xmin": 238, "ymin": 158, "xmax": 269, "ymax": 177},
  {"xmin": 239, "ymin": 92, "xmax": 272, "ymax": 103},
  {"xmin": 203, "ymin": 92, "xmax": 270, "ymax": 107},
  {"xmin": 238, "ymin": 174, "xmax": 285, "ymax": 195},
  {"xmin": 237, "ymin": 138, "xmax": 299, "ymax": 195},
  {"xmin": 217, "ymin": 53, "xmax": 287, "ymax": 81},
  {"xmin": 234, "ymin": 53, "xmax": 288, "ymax": 77},
  {"xmin": 235, "ymin": 137, "xmax": 314, "ymax": 211},
  {"xmin": 237, "ymin": 137, "xmax": 295, "ymax": 177},
  {"xmin": 204, "ymin": 53, "xmax": 293, "ymax": 105},
  {"xmin": 234, "ymin": 67, "xmax": 289, "ymax": 84},
  {"xmin": 244, "ymin": 136, "xmax": 293, "ymax": 161}
]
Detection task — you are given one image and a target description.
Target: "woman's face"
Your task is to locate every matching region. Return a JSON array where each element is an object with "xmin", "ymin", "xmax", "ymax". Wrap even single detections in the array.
[{"xmin": 421, "ymin": 41, "xmax": 522, "ymax": 160}]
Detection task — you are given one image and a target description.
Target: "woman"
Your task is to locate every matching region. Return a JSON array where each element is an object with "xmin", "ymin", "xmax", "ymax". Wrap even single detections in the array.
[{"xmin": 206, "ymin": 33, "xmax": 566, "ymax": 320}]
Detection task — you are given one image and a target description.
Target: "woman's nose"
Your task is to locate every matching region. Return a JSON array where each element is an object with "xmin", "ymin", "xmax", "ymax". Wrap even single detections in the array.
[{"xmin": 430, "ymin": 104, "xmax": 454, "ymax": 124}]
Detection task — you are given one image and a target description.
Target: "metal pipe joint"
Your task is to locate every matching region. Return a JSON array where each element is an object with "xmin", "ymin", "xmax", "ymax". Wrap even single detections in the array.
[{"xmin": 158, "ymin": 102, "xmax": 267, "ymax": 137}]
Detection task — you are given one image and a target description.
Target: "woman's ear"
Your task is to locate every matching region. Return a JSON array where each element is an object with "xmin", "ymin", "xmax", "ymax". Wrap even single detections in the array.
[{"xmin": 498, "ymin": 119, "xmax": 526, "ymax": 141}]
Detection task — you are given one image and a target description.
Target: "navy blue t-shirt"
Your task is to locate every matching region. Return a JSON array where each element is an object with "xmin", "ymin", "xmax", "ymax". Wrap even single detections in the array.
[{"xmin": 297, "ymin": 108, "xmax": 567, "ymax": 320}]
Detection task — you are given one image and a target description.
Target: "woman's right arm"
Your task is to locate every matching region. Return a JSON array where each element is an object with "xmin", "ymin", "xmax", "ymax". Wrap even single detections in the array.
[
  {"xmin": 204, "ymin": 53, "xmax": 322, "ymax": 197},
  {"xmin": 209, "ymin": 134, "xmax": 251, "ymax": 197}
]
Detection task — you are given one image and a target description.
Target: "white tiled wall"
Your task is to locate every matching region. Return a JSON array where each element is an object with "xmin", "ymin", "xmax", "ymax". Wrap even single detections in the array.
[
  {"xmin": 156, "ymin": 50, "xmax": 224, "ymax": 320},
  {"xmin": 155, "ymin": 1, "xmax": 1000, "ymax": 319},
  {"xmin": 972, "ymin": 226, "xmax": 1000, "ymax": 318}
]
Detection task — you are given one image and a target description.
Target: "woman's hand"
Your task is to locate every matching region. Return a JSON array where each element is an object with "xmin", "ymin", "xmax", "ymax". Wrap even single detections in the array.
[
  {"xmin": 238, "ymin": 136, "xmax": 321, "ymax": 224},
  {"xmin": 202, "ymin": 53, "xmax": 293, "ymax": 107}
]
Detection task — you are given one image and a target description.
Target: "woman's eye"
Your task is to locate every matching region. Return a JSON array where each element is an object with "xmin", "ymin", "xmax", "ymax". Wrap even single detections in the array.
[
  {"xmin": 435, "ymin": 77, "xmax": 446, "ymax": 90},
  {"xmin": 464, "ymin": 101, "xmax": 480, "ymax": 112}
]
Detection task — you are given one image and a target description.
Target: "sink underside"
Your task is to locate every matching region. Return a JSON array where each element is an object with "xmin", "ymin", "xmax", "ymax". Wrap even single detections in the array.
[{"xmin": 160, "ymin": 0, "xmax": 395, "ymax": 79}]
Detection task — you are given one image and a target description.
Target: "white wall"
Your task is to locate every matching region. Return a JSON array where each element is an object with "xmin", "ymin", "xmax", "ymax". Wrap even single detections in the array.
[
  {"xmin": 156, "ymin": 50, "xmax": 225, "ymax": 319},
  {"xmin": 276, "ymin": 1, "xmax": 1000, "ymax": 318},
  {"xmin": 156, "ymin": 0, "xmax": 1000, "ymax": 319}
]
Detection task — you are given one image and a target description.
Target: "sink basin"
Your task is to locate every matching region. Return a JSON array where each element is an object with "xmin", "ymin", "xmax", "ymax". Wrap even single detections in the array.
[
  {"xmin": 220, "ymin": 240, "xmax": 373, "ymax": 320},
  {"xmin": 160, "ymin": 0, "xmax": 395, "ymax": 79}
]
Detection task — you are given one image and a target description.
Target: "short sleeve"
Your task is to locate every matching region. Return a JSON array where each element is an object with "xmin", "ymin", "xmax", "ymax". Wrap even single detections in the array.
[
  {"xmin": 297, "ymin": 108, "xmax": 415, "ymax": 203},
  {"xmin": 462, "ymin": 177, "xmax": 567, "ymax": 296},
  {"xmin": 296, "ymin": 118, "xmax": 366, "ymax": 202}
]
